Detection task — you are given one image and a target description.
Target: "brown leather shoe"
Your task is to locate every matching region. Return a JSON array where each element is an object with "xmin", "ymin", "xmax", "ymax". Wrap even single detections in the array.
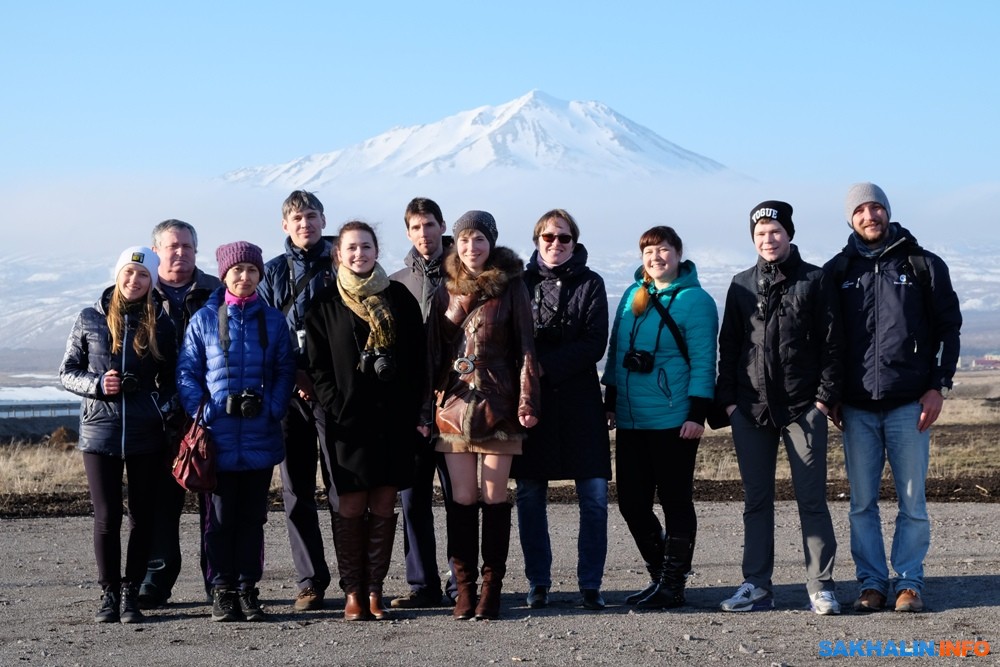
[
  {"xmin": 293, "ymin": 587, "xmax": 324, "ymax": 611},
  {"xmin": 894, "ymin": 589, "xmax": 924, "ymax": 613},
  {"xmin": 852, "ymin": 589, "xmax": 887, "ymax": 612}
]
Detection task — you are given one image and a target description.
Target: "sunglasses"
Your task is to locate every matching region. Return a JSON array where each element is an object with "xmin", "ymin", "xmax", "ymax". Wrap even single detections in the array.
[{"xmin": 539, "ymin": 233, "xmax": 573, "ymax": 244}]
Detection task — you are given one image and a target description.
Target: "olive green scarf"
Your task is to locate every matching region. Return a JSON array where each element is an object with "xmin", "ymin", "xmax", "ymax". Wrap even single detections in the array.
[{"xmin": 336, "ymin": 262, "xmax": 396, "ymax": 349}]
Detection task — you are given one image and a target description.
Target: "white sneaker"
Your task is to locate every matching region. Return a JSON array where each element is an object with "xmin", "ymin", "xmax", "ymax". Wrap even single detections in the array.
[
  {"xmin": 720, "ymin": 582, "xmax": 774, "ymax": 612},
  {"xmin": 809, "ymin": 590, "xmax": 841, "ymax": 615}
]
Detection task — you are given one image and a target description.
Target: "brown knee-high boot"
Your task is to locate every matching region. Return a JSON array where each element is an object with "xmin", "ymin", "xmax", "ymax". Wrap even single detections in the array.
[
  {"xmin": 332, "ymin": 512, "xmax": 371, "ymax": 621},
  {"xmin": 476, "ymin": 502, "xmax": 512, "ymax": 620},
  {"xmin": 447, "ymin": 502, "xmax": 479, "ymax": 620},
  {"xmin": 366, "ymin": 513, "xmax": 397, "ymax": 620}
]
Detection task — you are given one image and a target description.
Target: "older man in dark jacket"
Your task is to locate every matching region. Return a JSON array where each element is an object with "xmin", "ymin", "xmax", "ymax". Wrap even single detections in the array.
[
  {"xmin": 716, "ymin": 201, "xmax": 842, "ymax": 615},
  {"xmin": 825, "ymin": 183, "xmax": 961, "ymax": 614},
  {"xmin": 140, "ymin": 219, "xmax": 221, "ymax": 609}
]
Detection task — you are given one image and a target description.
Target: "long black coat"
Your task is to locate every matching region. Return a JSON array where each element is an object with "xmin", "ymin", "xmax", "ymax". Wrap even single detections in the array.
[
  {"xmin": 304, "ymin": 279, "xmax": 426, "ymax": 493},
  {"xmin": 511, "ymin": 245, "xmax": 612, "ymax": 481}
]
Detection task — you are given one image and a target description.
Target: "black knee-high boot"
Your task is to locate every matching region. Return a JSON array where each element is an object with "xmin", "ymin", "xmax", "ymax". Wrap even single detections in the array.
[
  {"xmin": 637, "ymin": 534, "xmax": 690, "ymax": 609},
  {"xmin": 626, "ymin": 528, "xmax": 665, "ymax": 604}
]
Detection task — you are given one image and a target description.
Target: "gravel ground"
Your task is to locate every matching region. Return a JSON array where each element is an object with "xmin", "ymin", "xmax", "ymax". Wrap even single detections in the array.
[{"xmin": 1, "ymin": 502, "xmax": 996, "ymax": 666}]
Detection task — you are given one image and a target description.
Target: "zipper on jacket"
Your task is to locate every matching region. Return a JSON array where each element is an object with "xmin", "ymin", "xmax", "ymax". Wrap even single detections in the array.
[{"xmin": 121, "ymin": 313, "xmax": 129, "ymax": 459}]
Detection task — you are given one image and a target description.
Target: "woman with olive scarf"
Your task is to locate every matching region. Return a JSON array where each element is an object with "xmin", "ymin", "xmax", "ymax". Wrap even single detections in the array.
[{"xmin": 305, "ymin": 221, "xmax": 427, "ymax": 621}]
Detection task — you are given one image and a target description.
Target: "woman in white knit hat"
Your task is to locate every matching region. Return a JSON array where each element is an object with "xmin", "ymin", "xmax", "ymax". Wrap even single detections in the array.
[{"xmin": 60, "ymin": 246, "xmax": 178, "ymax": 625}]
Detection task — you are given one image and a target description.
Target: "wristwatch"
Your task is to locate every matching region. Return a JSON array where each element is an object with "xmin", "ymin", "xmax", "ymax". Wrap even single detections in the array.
[{"xmin": 937, "ymin": 385, "xmax": 951, "ymax": 399}]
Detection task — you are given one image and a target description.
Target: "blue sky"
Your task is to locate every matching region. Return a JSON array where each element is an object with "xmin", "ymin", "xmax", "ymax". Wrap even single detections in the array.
[
  {"xmin": 1, "ymin": 0, "xmax": 998, "ymax": 259},
  {"xmin": 3, "ymin": 1, "xmax": 997, "ymax": 186}
]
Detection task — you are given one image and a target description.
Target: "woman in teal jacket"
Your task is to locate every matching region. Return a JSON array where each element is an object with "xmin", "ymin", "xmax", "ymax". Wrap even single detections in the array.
[{"xmin": 602, "ymin": 225, "xmax": 718, "ymax": 610}]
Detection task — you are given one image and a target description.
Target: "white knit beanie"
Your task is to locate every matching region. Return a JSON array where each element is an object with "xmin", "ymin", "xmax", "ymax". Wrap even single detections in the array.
[{"xmin": 114, "ymin": 246, "xmax": 160, "ymax": 288}]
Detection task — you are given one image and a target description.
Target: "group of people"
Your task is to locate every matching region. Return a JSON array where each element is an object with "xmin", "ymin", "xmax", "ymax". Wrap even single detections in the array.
[{"xmin": 59, "ymin": 182, "xmax": 961, "ymax": 625}]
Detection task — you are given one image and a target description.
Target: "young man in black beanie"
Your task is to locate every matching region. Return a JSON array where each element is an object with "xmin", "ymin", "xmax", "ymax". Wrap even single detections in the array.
[{"xmin": 716, "ymin": 200, "xmax": 843, "ymax": 614}]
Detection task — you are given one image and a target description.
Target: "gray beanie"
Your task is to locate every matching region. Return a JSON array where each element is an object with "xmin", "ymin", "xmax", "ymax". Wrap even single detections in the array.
[
  {"xmin": 844, "ymin": 182, "xmax": 891, "ymax": 224},
  {"xmin": 453, "ymin": 210, "xmax": 498, "ymax": 250}
]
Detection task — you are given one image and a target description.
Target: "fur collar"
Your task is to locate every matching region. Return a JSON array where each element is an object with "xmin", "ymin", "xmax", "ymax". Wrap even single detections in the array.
[{"xmin": 444, "ymin": 246, "xmax": 524, "ymax": 298}]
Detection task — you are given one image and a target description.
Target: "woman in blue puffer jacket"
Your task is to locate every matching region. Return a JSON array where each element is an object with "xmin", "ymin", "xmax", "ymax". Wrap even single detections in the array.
[
  {"xmin": 177, "ymin": 241, "xmax": 296, "ymax": 622},
  {"xmin": 60, "ymin": 246, "xmax": 177, "ymax": 625},
  {"xmin": 601, "ymin": 225, "xmax": 718, "ymax": 611}
]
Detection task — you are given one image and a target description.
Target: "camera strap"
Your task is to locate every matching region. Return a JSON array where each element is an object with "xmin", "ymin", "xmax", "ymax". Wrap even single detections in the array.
[
  {"xmin": 218, "ymin": 304, "xmax": 270, "ymax": 390},
  {"xmin": 650, "ymin": 288, "xmax": 689, "ymax": 366}
]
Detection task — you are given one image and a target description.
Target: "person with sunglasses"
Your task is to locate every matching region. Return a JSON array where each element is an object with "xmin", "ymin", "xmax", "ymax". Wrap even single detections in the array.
[
  {"xmin": 716, "ymin": 201, "xmax": 843, "ymax": 614},
  {"xmin": 511, "ymin": 209, "xmax": 611, "ymax": 611},
  {"xmin": 602, "ymin": 226, "xmax": 718, "ymax": 610}
]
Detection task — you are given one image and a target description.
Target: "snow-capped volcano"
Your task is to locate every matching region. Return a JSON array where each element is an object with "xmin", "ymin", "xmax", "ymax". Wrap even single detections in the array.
[{"xmin": 223, "ymin": 90, "xmax": 727, "ymax": 188}]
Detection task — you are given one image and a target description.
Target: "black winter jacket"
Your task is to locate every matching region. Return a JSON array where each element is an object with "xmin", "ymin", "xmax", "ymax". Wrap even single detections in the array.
[
  {"xmin": 511, "ymin": 245, "xmax": 612, "ymax": 481},
  {"xmin": 824, "ymin": 223, "xmax": 962, "ymax": 408},
  {"xmin": 717, "ymin": 245, "xmax": 842, "ymax": 427},
  {"xmin": 59, "ymin": 287, "xmax": 177, "ymax": 458},
  {"xmin": 155, "ymin": 267, "xmax": 222, "ymax": 346}
]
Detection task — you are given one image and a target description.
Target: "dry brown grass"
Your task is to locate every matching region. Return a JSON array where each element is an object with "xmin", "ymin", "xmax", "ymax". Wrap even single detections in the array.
[{"xmin": 2, "ymin": 371, "xmax": 997, "ymax": 495}]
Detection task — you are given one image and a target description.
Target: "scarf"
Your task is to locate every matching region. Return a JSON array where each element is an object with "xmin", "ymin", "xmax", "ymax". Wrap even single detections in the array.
[{"xmin": 336, "ymin": 262, "xmax": 396, "ymax": 349}]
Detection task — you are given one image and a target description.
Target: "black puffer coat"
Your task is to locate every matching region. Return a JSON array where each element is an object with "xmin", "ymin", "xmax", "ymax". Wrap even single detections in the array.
[
  {"xmin": 717, "ymin": 246, "xmax": 842, "ymax": 427},
  {"xmin": 511, "ymin": 245, "xmax": 611, "ymax": 481},
  {"xmin": 59, "ymin": 286, "xmax": 177, "ymax": 458}
]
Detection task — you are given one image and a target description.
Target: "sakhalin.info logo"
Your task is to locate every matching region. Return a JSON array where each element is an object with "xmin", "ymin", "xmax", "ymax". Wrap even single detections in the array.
[{"xmin": 818, "ymin": 639, "xmax": 991, "ymax": 657}]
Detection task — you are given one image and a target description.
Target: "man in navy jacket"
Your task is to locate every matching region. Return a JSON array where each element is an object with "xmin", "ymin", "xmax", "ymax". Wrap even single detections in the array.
[{"xmin": 826, "ymin": 183, "xmax": 961, "ymax": 614}]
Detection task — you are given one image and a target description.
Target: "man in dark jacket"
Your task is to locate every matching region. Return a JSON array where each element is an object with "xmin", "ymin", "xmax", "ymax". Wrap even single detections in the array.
[
  {"xmin": 257, "ymin": 191, "xmax": 336, "ymax": 611},
  {"xmin": 826, "ymin": 183, "xmax": 961, "ymax": 614},
  {"xmin": 139, "ymin": 219, "xmax": 222, "ymax": 609},
  {"xmin": 717, "ymin": 201, "xmax": 842, "ymax": 615},
  {"xmin": 387, "ymin": 197, "xmax": 454, "ymax": 608}
]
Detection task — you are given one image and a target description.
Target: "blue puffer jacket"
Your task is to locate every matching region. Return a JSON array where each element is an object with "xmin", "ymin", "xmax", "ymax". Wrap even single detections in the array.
[
  {"xmin": 602, "ymin": 261, "xmax": 718, "ymax": 430},
  {"xmin": 177, "ymin": 288, "xmax": 296, "ymax": 472},
  {"xmin": 59, "ymin": 286, "xmax": 177, "ymax": 459}
]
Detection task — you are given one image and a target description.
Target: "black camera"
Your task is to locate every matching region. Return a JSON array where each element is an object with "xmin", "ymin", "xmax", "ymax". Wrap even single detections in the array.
[
  {"xmin": 226, "ymin": 388, "xmax": 264, "ymax": 418},
  {"xmin": 622, "ymin": 349, "xmax": 655, "ymax": 373},
  {"xmin": 120, "ymin": 372, "xmax": 140, "ymax": 394},
  {"xmin": 534, "ymin": 325, "xmax": 563, "ymax": 343},
  {"xmin": 360, "ymin": 347, "xmax": 396, "ymax": 381}
]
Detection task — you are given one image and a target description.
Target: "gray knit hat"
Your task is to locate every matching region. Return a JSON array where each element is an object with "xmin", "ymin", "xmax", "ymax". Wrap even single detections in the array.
[
  {"xmin": 844, "ymin": 182, "xmax": 891, "ymax": 224},
  {"xmin": 453, "ymin": 210, "xmax": 498, "ymax": 250}
]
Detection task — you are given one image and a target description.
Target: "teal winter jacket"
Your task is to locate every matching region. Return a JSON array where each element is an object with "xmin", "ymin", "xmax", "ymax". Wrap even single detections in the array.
[{"xmin": 602, "ymin": 261, "xmax": 718, "ymax": 430}]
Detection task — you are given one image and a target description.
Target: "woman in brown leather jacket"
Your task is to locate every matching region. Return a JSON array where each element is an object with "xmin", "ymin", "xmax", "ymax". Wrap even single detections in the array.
[{"xmin": 431, "ymin": 210, "xmax": 540, "ymax": 620}]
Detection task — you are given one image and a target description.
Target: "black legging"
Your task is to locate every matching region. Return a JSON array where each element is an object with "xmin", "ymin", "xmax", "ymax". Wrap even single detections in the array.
[
  {"xmin": 83, "ymin": 450, "xmax": 162, "ymax": 588},
  {"xmin": 615, "ymin": 428, "xmax": 699, "ymax": 540}
]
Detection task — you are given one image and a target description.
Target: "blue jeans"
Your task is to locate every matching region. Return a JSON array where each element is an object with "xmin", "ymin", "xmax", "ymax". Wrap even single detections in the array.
[
  {"xmin": 515, "ymin": 478, "xmax": 608, "ymax": 591},
  {"xmin": 842, "ymin": 402, "xmax": 930, "ymax": 595}
]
